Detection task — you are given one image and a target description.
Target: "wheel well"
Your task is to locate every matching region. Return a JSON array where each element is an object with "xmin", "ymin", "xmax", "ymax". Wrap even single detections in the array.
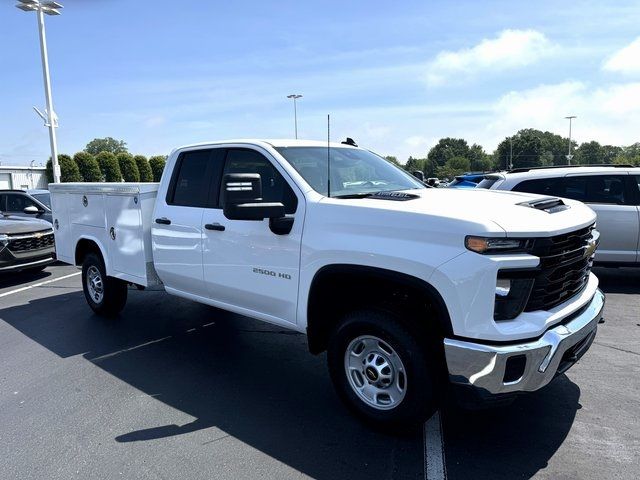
[
  {"xmin": 75, "ymin": 239, "xmax": 103, "ymax": 267},
  {"xmin": 306, "ymin": 265, "xmax": 452, "ymax": 355}
]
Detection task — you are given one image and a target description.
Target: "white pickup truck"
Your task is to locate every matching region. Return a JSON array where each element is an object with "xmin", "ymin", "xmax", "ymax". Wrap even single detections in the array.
[{"xmin": 49, "ymin": 139, "xmax": 604, "ymax": 430}]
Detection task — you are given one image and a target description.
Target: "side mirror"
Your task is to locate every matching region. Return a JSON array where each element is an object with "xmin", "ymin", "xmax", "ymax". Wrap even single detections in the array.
[
  {"xmin": 222, "ymin": 173, "xmax": 285, "ymax": 221},
  {"xmin": 23, "ymin": 206, "xmax": 40, "ymax": 215},
  {"xmin": 412, "ymin": 170, "xmax": 425, "ymax": 181}
]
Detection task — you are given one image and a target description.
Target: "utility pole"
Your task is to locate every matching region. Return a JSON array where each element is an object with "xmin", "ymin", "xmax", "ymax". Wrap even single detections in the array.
[
  {"xmin": 287, "ymin": 94, "xmax": 303, "ymax": 139},
  {"xmin": 16, "ymin": 0, "xmax": 63, "ymax": 183},
  {"xmin": 509, "ymin": 136, "xmax": 513, "ymax": 170},
  {"xmin": 565, "ymin": 115, "xmax": 577, "ymax": 165}
]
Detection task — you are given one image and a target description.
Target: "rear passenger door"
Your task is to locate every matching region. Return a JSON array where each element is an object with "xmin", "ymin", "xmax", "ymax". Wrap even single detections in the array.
[
  {"xmin": 151, "ymin": 148, "xmax": 225, "ymax": 297},
  {"xmin": 563, "ymin": 173, "xmax": 639, "ymax": 263}
]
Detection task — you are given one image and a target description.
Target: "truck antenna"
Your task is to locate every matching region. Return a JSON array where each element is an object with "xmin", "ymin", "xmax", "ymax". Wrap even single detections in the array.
[{"xmin": 327, "ymin": 114, "xmax": 331, "ymax": 198}]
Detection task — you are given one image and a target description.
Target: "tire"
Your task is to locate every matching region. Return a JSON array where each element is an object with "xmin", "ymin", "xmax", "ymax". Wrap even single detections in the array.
[
  {"xmin": 327, "ymin": 308, "xmax": 438, "ymax": 432},
  {"xmin": 81, "ymin": 252, "xmax": 127, "ymax": 316}
]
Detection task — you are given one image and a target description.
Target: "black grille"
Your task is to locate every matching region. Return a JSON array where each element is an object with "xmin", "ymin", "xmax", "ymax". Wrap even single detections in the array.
[
  {"xmin": 8, "ymin": 231, "xmax": 55, "ymax": 253},
  {"xmin": 524, "ymin": 225, "xmax": 595, "ymax": 312}
]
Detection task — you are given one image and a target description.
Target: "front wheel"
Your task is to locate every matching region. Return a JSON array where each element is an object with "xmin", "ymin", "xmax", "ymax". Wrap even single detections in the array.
[
  {"xmin": 82, "ymin": 253, "xmax": 127, "ymax": 316},
  {"xmin": 327, "ymin": 309, "xmax": 438, "ymax": 432}
]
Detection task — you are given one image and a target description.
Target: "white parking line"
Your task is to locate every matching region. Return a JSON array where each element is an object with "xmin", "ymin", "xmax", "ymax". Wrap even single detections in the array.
[
  {"xmin": 0, "ymin": 272, "xmax": 81, "ymax": 299},
  {"xmin": 424, "ymin": 410, "xmax": 447, "ymax": 480}
]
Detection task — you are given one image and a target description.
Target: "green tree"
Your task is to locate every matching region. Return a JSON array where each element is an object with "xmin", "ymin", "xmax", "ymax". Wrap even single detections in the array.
[
  {"xmin": 149, "ymin": 155, "xmax": 167, "ymax": 182},
  {"xmin": 436, "ymin": 156, "xmax": 470, "ymax": 179},
  {"xmin": 134, "ymin": 155, "xmax": 153, "ymax": 182},
  {"xmin": 427, "ymin": 138, "xmax": 471, "ymax": 169},
  {"xmin": 116, "ymin": 152, "xmax": 140, "ymax": 182},
  {"xmin": 96, "ymin": 151, "xmax": 122, "ymax": 182},
  {"xmin": 601, "ymin": 145, "xmax": 623, "ymax": 164},
  {"xmin": 73, "ymin": 152, "xmax": 102, "ymax": 182},
  {"xmin": 45, "ymin": 154, "xmax": 82, "ymax": 183},
  {"xmin": 404, "ymin": 156, "xmax": 427, "ymax": 176},
  {"xmin": 85, "ymin": 137, "xmax": 128, "ymax": 155},
  {"xmin": 468, "ymin": 144, "xmax": 493, "ymax": 171},
  {"xmin": 384, "ymin": 155, "xmax": 401, "ymax": 167},
  {"xmin": 575, "ymin": 141, "xmax": 604, "ymax": 165}
]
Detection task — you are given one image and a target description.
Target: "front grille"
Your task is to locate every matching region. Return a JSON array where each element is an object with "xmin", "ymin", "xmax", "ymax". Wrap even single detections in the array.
[
  {"xmin": 524, "ymin": 224, "xmax": 595, "ymax": 312},
  {"xmin": 8, "ymin": 231, "xmax": 55, "ymax": 253}
]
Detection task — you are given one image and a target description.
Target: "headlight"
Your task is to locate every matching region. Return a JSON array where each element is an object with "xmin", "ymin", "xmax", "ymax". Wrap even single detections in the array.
[{"xmin": 465, "ymin": 236, "xmax": 531, "ymax": 254}]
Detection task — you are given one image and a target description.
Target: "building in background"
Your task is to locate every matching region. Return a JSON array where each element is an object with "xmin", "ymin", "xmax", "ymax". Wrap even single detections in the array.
[{"xmin": 0, "ymin": 165, "xmax": 48, "ymax": 190}]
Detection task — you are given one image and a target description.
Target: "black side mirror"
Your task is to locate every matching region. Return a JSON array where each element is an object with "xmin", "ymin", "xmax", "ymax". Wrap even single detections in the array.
[
  {"xmin": 23, "ymin": 206, "xmax": 40, "ymax": 215},
  {"xmin": 412, "ymin": 170, "xmax": 425, "ymax": 181},
  {"xmin": 222, "ymin": 173, "xmax": 285, "ymax": 221}
]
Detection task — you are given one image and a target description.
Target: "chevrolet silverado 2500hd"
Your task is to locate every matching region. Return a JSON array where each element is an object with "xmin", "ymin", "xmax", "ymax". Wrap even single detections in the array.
[{"xmin": 49, "ymin": 139, "xmax": 604, "ymax": 429}]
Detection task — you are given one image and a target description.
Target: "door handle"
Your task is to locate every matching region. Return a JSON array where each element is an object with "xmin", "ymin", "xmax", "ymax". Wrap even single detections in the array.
[
  {"xmin": 204, "ymin": 222, "xmax": 225, "ymax": 231},
  {"xmin": 155, "ymin": 217, "xmax": 171, "ymax": 225}
]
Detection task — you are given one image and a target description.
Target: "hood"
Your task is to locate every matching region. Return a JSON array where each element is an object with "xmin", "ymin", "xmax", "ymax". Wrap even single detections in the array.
[
  {"xmin": 323, "ymin": 188, "xmax": 596, "ymax": 237},
  {"xmin": 0, "ymin": 215, "xmax": 53, "ymax": 235}
]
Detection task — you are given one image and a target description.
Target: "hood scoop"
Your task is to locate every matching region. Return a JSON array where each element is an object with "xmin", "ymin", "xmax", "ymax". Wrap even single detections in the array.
[
  {"xmin": 518, "ymin": 197, "xmax": 570, "ymax": 213},
  {"xmin": 369, "ymin": 191, "xmax": 421, "ymax": 201}
]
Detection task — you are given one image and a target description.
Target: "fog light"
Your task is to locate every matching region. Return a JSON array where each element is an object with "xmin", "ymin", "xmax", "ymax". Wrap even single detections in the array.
[{"xmin": 495, "ymin": 279, "xmax": 511, "ymax": 297}]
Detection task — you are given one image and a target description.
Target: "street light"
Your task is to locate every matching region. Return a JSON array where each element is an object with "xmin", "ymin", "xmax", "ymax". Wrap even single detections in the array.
[
  {"xmin": 16, "ymin": 0, "xmax": 63, "ymax": 183},
  {"xmin": 286, "ymin": 94, "xmax": 303, "ymax": 139},
  {"xmin": 565, "ymin": 115, "xmax": 577, "ymax": 165}
]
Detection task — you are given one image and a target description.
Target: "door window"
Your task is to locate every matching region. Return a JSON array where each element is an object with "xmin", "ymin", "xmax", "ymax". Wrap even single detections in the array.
[
  {"xmin": 167, "ymin": 149, "xmax": 222, "ymax": 207},
  {"xmin": 5, "ymin": 193, "xmax": 38, "ymax": 212},
  {"xmin": 571, "ymin": 175, "xmax": 627, "ymax": 204},
  {"xmin": 512, "ymin": 178, "xmax": 563, "ymax": 196},
  {"xmin": 221, "ymin": 149, "xmax": 298, "ymax": 214}
]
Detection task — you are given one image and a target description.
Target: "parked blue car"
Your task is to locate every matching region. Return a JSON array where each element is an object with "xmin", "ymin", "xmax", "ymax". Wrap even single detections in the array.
[{"xmin": 447, "ymin": 173, "xmax": 486, "ymax": 188}]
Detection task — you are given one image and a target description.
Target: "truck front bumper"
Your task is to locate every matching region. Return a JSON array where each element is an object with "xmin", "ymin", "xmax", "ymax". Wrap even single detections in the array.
[{"xmin": 443, "ymin": 288, "xmax": 604, "ymax": 404}]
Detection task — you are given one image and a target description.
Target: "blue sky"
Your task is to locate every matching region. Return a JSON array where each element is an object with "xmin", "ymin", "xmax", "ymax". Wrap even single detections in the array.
[{"xmin": 1, "ymin": 0, "xmax": 640, "ymax": 165}]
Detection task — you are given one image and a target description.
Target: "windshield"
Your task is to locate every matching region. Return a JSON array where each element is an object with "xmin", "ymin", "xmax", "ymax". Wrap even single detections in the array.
[
  {"xmin": 275, "ymin": 147, "xmax": 424, "ymax": 197},
  {"xmin": 31, "ymin": 192, "xmax": 51, "ymax": 209}
]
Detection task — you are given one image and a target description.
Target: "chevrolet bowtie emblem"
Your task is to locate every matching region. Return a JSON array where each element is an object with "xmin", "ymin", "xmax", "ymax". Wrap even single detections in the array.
[{"xmin": 584, "ymin": 240, "xmax": 597, "ymax": 259}]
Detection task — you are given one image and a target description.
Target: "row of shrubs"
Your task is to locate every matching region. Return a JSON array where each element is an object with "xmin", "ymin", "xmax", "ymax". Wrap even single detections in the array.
[{"xmin": 45, "ymin": 152, "xmax": 167, "ymax": 183}]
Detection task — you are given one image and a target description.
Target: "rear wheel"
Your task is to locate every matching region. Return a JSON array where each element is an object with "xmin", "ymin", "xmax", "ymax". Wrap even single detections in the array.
[
  {"xmin": 82, "ymin": 253, "xmax": 127, "ymax": 316},
  {"xmin": 327, "ymin": 308, "xmax": 438, "ymax": 432}
]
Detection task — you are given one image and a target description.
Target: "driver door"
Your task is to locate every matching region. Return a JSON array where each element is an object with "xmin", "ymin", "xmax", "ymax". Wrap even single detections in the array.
[{"xmin": 202, "ymin": 148, "xmax": 305, "ymax": 326}]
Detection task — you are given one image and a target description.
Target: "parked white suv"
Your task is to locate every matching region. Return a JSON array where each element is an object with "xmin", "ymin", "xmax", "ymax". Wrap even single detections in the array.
[{"xmin": 479, "ymin": 165, "xmax": 640, "ymax": 266}]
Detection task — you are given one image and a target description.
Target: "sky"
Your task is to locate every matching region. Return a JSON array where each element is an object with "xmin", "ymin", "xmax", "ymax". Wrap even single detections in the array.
[{"xmin": 1, "ymin": 0, "xmax": 639, "ymax": 166}]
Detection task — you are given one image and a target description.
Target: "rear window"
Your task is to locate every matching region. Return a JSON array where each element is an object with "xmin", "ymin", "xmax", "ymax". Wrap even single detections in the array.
[{"xmin": 477, "ymin": 176, "xmax": 501, "ymax": 189}]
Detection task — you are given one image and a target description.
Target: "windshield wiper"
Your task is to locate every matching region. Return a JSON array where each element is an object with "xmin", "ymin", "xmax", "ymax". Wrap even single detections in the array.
[{"xmin": 333, "ymin": 192, "xmax": 376, "ymax": 199}]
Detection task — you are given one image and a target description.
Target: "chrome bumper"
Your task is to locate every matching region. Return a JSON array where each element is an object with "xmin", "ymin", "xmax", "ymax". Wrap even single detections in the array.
[{"xmin": 444, "ymin": 289, "xmax": 604, "ymax": 397}]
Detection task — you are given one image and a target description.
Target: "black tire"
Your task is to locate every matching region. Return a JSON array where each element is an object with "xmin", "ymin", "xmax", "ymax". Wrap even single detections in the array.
[
  {"xmin": 81, "ymin": 252, "xmax": 127, "ymax": 316},
  {"xmin": 327, "ymin": 309, "xmax": 438, "ymax": 432}
]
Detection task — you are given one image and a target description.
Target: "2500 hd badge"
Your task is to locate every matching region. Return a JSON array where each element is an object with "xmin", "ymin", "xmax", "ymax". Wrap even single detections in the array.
[{"xmin": 253, "ymin": 267, "xmax": 292, "ymax": 280}]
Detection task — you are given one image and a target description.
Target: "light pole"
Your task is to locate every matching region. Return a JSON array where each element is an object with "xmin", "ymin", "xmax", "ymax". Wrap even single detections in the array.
[
  {"xmin": 16, "ymin": 0, "xmax": 63, "ymax": 183},
  {"xmin": 286, "ymin": 94, "xmax": 303, "ymax": 139},
  {"xmin": 565, "ymin": 115, "xmax": 577, "ymax": 165}
]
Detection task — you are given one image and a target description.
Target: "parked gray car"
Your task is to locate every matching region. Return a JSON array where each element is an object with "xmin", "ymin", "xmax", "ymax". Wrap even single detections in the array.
[
  {"xmin": 0, "ymin": 189, "xmax": 52, "ymax": 225},
  {"xmin": 0, "ymin": 214, "xmax": 55, "ymax": 273}
]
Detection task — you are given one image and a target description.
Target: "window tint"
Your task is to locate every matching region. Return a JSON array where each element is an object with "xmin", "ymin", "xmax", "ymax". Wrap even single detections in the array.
[
  {"xmin": 168, "ymin": 149, "xmax": 214, "ymax": 207},
  {"xmin": 477, "ymin": 177, "xmax": 500, "ymax": 189},
  {"xmin": 512, "ymin": 178, "xmax": 563, "ymax": 196},
  {"xmin": 6, "ymin": 194, "xmax": 38, "ymax": 212},
  {"xmin": 513, "ymin": 175, "xmax": 628, "ymax": 204},
  {"xmin": 223, "ymin": 149, "xmax": 298, "ymax": 214}
]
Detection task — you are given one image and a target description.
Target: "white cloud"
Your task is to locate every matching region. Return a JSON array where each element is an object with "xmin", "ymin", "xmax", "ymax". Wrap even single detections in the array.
[
  {"xmin": 426, "ymin": 29, "xmax": 555, "ymax": 86},
  {"xmin": 480, "ymin": 81, "xmax": 640, "ymax": 150},
  {"xmin": 603, "ymin": 37, "xmax": 640, "ymax": 74}
]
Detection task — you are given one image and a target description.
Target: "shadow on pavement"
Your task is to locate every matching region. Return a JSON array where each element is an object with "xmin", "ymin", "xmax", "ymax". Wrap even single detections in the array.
[
  {"xmin": 0, "ymin": 268, "xmax": 51, "ymax": 289},
  {"xmin": 593, "ymin": 267, "xmax": 640, "ymax": 294},
  {"xmin": 442, "ymin": 375, "xmax": 580, "ymax": 479},
  {"xmin": 1, "ymin": 288, "xmax": 424, "ymax": 480}
]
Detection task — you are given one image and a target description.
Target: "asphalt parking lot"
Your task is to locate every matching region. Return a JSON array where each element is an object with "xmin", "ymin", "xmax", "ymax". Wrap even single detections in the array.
[{"xmin": 1, "ymin": 265, "xmax": 638, "ymax": 479}]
